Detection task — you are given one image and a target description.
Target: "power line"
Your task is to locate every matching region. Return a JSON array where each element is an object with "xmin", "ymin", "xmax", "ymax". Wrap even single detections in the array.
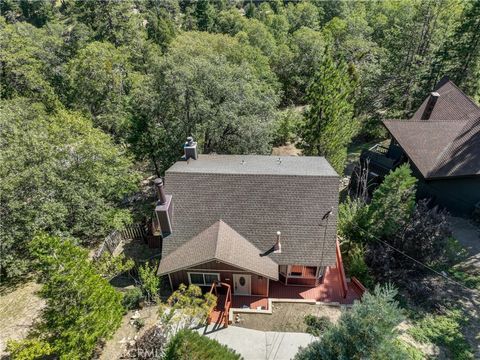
[{"xmin": 349, "ymin": 222, "xmax": 475, "ymax": 292}]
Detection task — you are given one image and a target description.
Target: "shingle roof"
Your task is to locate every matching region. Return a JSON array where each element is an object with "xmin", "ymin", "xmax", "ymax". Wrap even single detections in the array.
[
  {"xmin": 162, "ymin": 155, "xmax": 339, "ymax": 266},
  {"xmin": 412, "ymin": 77, "xmax": 480, "ymax": 121},
  {"xmin": 157, "ymin": 220, "xmax": 279, "ymax": 280},
  {"xmin": 167, "ymin": 154, "xmax": 338, "ymax": 177},
  {"xmin": 383, "ymin": 78, "xmax": 480, "ymax": 179}
]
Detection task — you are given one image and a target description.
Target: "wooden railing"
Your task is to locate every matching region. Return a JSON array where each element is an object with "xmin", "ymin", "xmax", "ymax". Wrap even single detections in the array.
[
  {"xmin": 207, "ymin": 281, "xmax": 232, "ymax": 328},
  {"xmin": 351, "ymin": 277, "xmax": 366, "ymax": 297},
  {"xmin": 335, "ymin": 238, "xmax": 348, "ymax": 299}
]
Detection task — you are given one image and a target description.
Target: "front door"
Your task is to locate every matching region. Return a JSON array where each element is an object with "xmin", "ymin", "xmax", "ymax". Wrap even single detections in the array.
[{"xmin": 233, "ymin": 274, "xmax": 251, "ymax": 295}]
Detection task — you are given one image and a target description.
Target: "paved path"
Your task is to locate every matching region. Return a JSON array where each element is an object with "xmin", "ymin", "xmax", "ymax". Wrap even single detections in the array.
[{"xmin": 197, "ymin": 325, "xmax": 315, "ymax": 360}]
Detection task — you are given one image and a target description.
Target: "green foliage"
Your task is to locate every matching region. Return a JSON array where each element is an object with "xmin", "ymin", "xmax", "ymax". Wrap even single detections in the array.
[
  {"xmin": 164, "ymin": 329, "xmax": 241, "ymax": 360},
  {"xmin": 129, "ymin": 31, "xmax": 279, "ymax": 175},
  {"xmin": 338, "ymin": 197, "xmax": 367, "ymax": 241},
  {"xmin": 271, "ymin": 107, "xmax": 304, "ymax": 146},
  {"xmin": 0, "ymin": 99, "xmax": 139, "ymax": 279},
  {"xmin": 93, "ymin": 252, "xmax": 135, "ymax": 280},
  {"xmin": 295, "ymin": 285, "xmax": 407, "ymax": 360},
  {"xmin": 303, "ymin": 315, "xmax": 332, "ymax": 336},
  {"xmin": 344, "ymin": 244, "xmax": 374, "ymax": 289},
  {"xmin": 24, "ymin": 234, "xmax": 124, "ymax": 359},
  {"xmin": 138, "ymin": 262, "xmax": 161, "ymax": 303},
  {"xmin": 160, "ymin": 284, "xmax": 217, "ymax": 332},
  {"xmin": 122, "ymin": 287, "xmax": 144, "ymax": 310},
  {"xmin": 409, "ymin": 309, "xmax": 473, "ymax": 360},
  {"xmin": 6, "ymin": 339, "xmax": 53, "ymax": 360},
  {"xmin": 66, "ymin": 41, "xmax": 134, "ymax": 137},
  {"xmin": 366, "ymin": 164, "xmax": 417, "ymax": 239},
  {"xmin": 302, "ymin": 48, "xmax": 358, "ymax": 174}
]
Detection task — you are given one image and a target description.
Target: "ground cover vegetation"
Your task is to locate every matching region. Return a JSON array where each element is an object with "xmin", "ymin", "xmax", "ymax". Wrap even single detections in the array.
[{"xmin": 1, "ymin": 0, "xmax": 479, "ymax": 358}]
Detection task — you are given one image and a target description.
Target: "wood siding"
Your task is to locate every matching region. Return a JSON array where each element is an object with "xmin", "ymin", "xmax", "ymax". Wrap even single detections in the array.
[{"xmin": 168, "ymin": 260, "xmax": 268, "ymax": 296}]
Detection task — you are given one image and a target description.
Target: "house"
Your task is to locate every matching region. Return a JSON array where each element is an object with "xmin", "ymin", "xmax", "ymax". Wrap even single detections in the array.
[
  {"xmin": 152, "ymin": 141, "xmax": 363, "ymax": 323},
  {"xmin": 351, "ymin": 77, "xmax": 480, "ymax": 216}
]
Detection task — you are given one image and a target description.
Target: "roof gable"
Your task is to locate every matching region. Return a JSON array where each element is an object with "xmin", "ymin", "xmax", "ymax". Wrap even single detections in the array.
[
  {"xmin": 412, "ymin": 78, "xmax": 480, "ymax": 121},
  {"xmin": 157, "ymin": 220, "xmax": 279, "ymax": 279}
]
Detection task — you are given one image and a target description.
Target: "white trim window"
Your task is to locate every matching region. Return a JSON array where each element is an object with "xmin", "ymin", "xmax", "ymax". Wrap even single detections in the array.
[{"xmin": 187, "ymin": 272, "xmax": 220, "ymax": 286}]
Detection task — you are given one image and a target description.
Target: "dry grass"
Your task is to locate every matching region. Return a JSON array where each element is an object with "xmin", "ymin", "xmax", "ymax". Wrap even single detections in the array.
[
  {"xmin": 0, "ymin": 281, "xmax": 45, "ymax": 356},
  {"xmin": 233, "ymin": 303, "xmax": 342, "ymax": 333}
]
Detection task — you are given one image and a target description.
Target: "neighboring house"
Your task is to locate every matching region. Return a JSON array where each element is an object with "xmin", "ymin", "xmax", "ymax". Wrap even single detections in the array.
[
  {"xmin": 151, "ymin": 141, "xmax": 363, "ymax": 325},
  {"xmin": 352, "ymin": 77, "xmax": 480, "ymax": 216}
]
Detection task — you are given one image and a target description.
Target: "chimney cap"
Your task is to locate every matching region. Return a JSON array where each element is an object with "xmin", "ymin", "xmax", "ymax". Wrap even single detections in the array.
[
  {"xmin": 154, "ymin": 178, "xmax": 164, "ymax": 186},
  {"xmin": 431, "ymin": 91, "xmax": 440, "ymax": 98}
]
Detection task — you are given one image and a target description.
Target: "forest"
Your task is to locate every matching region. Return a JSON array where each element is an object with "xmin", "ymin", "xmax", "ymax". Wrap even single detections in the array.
[{"xmin": 1, "ymin": 0, "xmax": 479, "ymax": 282}]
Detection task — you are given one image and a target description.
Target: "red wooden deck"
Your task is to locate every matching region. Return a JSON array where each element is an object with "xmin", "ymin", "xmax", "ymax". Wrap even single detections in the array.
[{"xmin": 231, "ymin": 266, "xmax": 362, "ymax": 310}]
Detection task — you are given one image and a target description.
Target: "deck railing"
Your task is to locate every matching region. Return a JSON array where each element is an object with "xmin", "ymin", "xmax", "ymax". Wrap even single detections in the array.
[{"xmin": 207, "ymin": 281, "xmax": 232, "ymax": 328}]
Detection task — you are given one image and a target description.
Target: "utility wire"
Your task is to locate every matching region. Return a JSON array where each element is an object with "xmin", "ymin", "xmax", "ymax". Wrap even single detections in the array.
[{"xmin": 349, "ymin": 222, "xmax": 475, "ymax": 291}]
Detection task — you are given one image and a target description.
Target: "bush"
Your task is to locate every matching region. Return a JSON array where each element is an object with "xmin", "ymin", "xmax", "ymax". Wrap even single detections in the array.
[
  {"xmin": 126, "ymin": 324, "xmax": 168, "ymax": 359},
  {"xmin": 164, "ymin": 329, "xmax": 241, "ymax": 360},
  {"xmin": 123, "ymin": 287, "xmax": 144, "ymax": 310},
  {"xmin": 304, "ymin": 315, "xmax": 331, "ymax": 336},
  {"xmin": 295, "ymin": 285, "xmax": 408, "ymax": 360},
  {"xmin": 344, "ymin": 244, "xmax": 374, "ymax": 289},
  {"xmin": 409, "ymin": 309, "xmax": 473, "ymax": 360},
  {"xmin": 139, "ymin": 262, "xmax": 160, "ymax": 303}
]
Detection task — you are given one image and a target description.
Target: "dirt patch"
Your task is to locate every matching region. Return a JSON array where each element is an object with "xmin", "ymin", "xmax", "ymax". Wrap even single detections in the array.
[
  {"xmin": 271, "ymin": 143, "xmax": 302, "ymax": 156},
  {"xmin": 233, "ymin": 303, "xmax": 342, "ymax": 333},
  {"xmin": 0, "ymin": 281, "xmax": 45, "ymax": 356},
  {"xmin": 99, "ymin": 305, "xmax": 160, "ymax": 360}
]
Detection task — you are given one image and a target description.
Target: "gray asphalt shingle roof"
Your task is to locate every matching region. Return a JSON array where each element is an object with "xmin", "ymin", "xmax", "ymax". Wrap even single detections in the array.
[
  {"xmin": 161, "ymin": 155, "xmax": 339, "ymax": 267},
  {"xmin": 157, "ymin": 220, "xmax": 279, "ymax": 279}
]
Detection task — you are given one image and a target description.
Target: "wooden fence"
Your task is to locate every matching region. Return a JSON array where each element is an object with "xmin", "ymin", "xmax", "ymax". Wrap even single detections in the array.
[{"xmin": 93, "ymin": 224, "xmax": 146, "ymax": 260}]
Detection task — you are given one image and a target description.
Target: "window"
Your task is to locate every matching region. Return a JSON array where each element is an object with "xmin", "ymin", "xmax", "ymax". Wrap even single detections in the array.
[
  {"xmin": 287, "ymin": 265, "xmax": 318, "ymax": 278},
  {"xmin": 188, "ymin": 272, "xmax": 220, "ymax": 286}
]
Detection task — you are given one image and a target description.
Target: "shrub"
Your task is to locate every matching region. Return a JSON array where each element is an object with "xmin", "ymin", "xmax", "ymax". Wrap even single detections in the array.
[
  {"xmin": 126, "ymin": 324, "xmax": 168, "ymax": 359},
  {"xmin": 6, "ymin": 339, "xmax": 52, "ymax": 360},
  {"xmin": 409, "ymin": 309, "xmax": 473, "ymax": 360},
  {"xmin": 295, "ymin": 285, "xmax": 408, "ymax": 360},
  {"xmin": 366, "ymin": 164, "xmax": 417, "ymax": 240},
  {"xmin": 139, "ymin": 262, "xmax": 161, "ymax": 303},
  {"xmin": 123, "ymin": 287, "xmax": 144, "ymax": 310},
  {"xmin": 14, "ymin": 234, "xmax": 124, "ymax": 359},
  {"xmin": 304, "ymin": 315, "xmax": 331, "ymax": 336},
  {"xmin": 164, "ymin": 330, "xmax": 241, "ymax": 360},
  {"xmin": 344, "ymin": 244, "xmax": 374, "ymax": 289}
]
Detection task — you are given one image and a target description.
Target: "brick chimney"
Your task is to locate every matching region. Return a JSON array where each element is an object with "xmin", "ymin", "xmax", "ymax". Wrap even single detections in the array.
[
  {"xmin": 153, "ymin": 177, "xmax": 173, "ymax": 236},
  {"xmin": 421, "ymin": 92, "xmax": 440, "ymax": 120}
]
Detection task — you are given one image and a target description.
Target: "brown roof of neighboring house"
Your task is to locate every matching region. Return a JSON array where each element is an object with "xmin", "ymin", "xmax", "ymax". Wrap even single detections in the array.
[
  {"xmin": 383, "ymin": 78, "xmax": 480, "ymax": 179},
  {"xmin": 412, "ymin": 77, "xmax": 480, "ymax": 121},
  {"xmin": 157, "ymin": 220, "xmax": 279, "ymax": 280},
  {"xmin": 162, "ymin": 155, "xmax": 339, "ymax": 267}
]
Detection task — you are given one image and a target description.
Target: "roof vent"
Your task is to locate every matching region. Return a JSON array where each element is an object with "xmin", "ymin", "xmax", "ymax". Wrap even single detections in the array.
[
  {"xmin": 421, "ymin": 92, "xmax": 440, "ymax": 120},
  {"xmin": 183, "ymin": 136, "xmax": 198, "ymax": 160},
  {"xmin": 274, "ymin": 231, "xmax": 282, "ymax": 254},
  {"xmin": 154, "ymin": 178, "xmax": 167, "ymax": 205}
]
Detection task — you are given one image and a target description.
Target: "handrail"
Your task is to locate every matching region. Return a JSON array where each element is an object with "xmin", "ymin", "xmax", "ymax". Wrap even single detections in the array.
[{"xmin": 207, "ymin": 281, "xmax": 231, "ymax": 327}]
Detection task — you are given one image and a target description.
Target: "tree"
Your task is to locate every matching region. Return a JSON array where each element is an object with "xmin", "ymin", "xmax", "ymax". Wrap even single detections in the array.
[
  {"xmin": 7, "ymin": 234, "xmax": 124, "ymax": 359},
  {"xmin": 138, "ymin": 262, "xmax": 161, "ymax": 303},
  {"xmin": 0, "ymin": 99, "xmax": 139, "ymax": 279},
  {"xmin": 366, "ymin": 164, "xmax": 417, "ymax": 239},
  {"xmin": 93, "ymin": 252, "xmax": 135, "ymax": 280},
  {"xmin": 195, "ymin": 0, "xmax": 216, "ymax": 32},
  {"xmin": 129, "ymin": 32, "xmax": 280, "ymax": 175},
  {"xmin": 164, "ymin": 330, "xmax": 241, "ymax": 360},
  {"xmin": 302, "ymin": 48, "xmax": 358, "ymax": 174},
  {"xmin": 66, "ymin": 41, "xmax": 135, "ymax": 138},
  {"xmin": 432, "ymin": 0, "xmax": 480, "ymax": 99},
  {"xmin": 295, "ymin": 285, "xmax": 409, "ymax": 360}
]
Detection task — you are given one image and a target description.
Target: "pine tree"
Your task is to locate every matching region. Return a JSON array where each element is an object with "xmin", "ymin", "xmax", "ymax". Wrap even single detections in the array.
[
  {"xmin": 302, "ymin": 49, "xmax": 358, "ymax": 175},
  {"xmin": 195, "ymin": 0, "xmax": 215, "ymax": 32},
  {"xmin": 436, "ymin": 0, "xmax": 480, "ymax": 98}
]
